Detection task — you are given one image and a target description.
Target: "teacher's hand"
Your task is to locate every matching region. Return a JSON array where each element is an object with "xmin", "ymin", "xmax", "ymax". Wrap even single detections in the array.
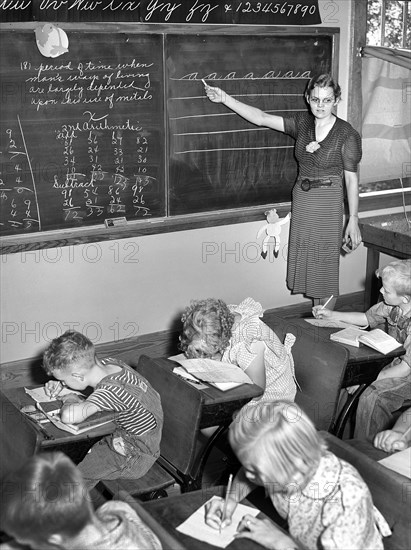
[
  {"xmin": 343, "ymin": 217, "xmax": 362, "ymax": 253},
  {"xmin": 235, "ymin": 515, "xmax": 298, "ymax": 550},
  {"xmin": 204, "ymin": 83, "xmax": 225, "ymax": 104}
]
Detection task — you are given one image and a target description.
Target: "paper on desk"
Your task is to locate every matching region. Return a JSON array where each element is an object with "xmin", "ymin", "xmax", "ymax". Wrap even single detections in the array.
[
  {"xmin": 25, "ymin": 386, "xmax": 83, "ymax": 403},
  {"xmin": 304, "ymin": 318, "xmax": 369, "ymax": 330},
  {"xmin": 176, "ymin": 496, "xmax": 259, "ymax": 548},
  {"xmin": 378, "ymin": 447, "xmax": 411, "ymax": 479},
  {"xmin": 172, "ymin": 357, "xmax": 253, "ymax": 385}
]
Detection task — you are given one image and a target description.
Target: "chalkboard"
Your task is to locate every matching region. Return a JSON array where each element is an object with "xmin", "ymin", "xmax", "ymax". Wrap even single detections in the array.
[
  {"xmin": 167, "ymin": 33, "xmax": 334, "ymax": 215},
  {"xmin": 0, "ymin": 25, "xmax": 338, "ymax": 240},
  {"xmin": 0, "ymin": 30, "xmax": 165, "ymax": 236}
]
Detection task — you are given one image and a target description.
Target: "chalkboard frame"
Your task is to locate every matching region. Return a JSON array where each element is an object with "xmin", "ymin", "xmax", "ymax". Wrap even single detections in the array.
[{"xmin": 0, "ymin": 22, "xmax": 340, "ymax": 254}]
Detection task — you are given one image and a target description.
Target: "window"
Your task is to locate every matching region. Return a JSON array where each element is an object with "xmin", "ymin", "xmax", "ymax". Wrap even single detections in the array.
[{"xmin": 367, "ymin": 0, "xmax": 411, "ymax": 49}]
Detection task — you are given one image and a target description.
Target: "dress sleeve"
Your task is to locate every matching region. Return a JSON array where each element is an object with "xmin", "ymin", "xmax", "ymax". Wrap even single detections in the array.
[
  {"xmin": 320, "ymin": 475, "xmax": 387, "ymax": 549},
  {"xmin": 342, "ymin": 128, "xmax": 362, "ymax": 172},
  {"xmin": 282, "ymin": 112, "xmax": 302, "ymax": 139}
]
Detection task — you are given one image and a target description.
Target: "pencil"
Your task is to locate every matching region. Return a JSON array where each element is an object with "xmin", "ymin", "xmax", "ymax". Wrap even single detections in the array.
[
  {"xmin": 220, "ymin": 473, "xmax": 233, "ymax": 534},
  {"xmin": 321, "ymin": 295, "xmax": 334, "ymax": 310}
]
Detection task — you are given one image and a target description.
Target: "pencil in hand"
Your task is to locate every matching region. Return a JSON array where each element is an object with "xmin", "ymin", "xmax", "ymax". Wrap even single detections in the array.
[{"xmin": 220, "ymin": 473, "xmax": 233, "ymax": 534}]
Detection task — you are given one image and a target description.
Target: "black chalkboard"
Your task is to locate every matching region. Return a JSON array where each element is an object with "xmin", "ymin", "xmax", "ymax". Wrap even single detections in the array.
[
  {"xmin": 0, "ymin": 30, "xmax": 165, "ymax": 236},
  {"xmin": 0, "ymin": 26, "xmax": 337, "ymax": 239},
  {"xmin": 167, "ymin": 33, "xmax": 334, "ymax": 215}
]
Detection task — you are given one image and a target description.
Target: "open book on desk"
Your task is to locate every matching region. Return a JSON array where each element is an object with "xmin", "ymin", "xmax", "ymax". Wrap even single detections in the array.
[
  {"xmin": 37, "ymin": 400, "xmax": 116, "ymax": 435},
  {"xmin": 169, "ymin": 355, "xmax": 253, "ymax": 391},
  {"xmin": 330, "ymin": 327, "xmax": 402, "ymax": 354}
]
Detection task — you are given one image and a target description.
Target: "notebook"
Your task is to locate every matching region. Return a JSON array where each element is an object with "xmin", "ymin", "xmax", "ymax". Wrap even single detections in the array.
[
  {"xmin": 37, "ymin": 401, "xmax": 116, "ymax": 435},
  {"xmin": 330, "ymin": 327, "xmax": 401, "ymax": 354}
]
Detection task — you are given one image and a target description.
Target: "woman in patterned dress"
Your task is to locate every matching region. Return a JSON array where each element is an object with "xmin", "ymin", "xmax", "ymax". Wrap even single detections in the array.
[
  {"xmin": 179, "ymin": 297, "xmax": 297, "ymax": 405},
  {"xmin": 204, "ymin": 401, "xmax": 391, "ymax": 550},
  {"xmin": 204, "ymin": 74, "xmax": 362, "ymax": 309}
]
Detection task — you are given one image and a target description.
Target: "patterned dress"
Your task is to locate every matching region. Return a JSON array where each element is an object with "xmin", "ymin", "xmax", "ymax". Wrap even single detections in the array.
[
  {"xmin": 222, "ymin": 298, "xmax": 297, "ymax": 404},
  {"xmin": 271, "ymin": 451, "xmax": 390, "ymax": 550},
  {"xmin": 283, "ymin": 112, "xmax": 362, "ymax": 299}
]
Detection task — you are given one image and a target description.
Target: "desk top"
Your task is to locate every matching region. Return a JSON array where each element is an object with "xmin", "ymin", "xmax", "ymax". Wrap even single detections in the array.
[
  {"xmin": 262, "ymin": 315, "xmax": 405, "ymax": 386},
  {"xmin": 359, "ymin": 214, "xmax": 411, "ymax": 258},
  {"xmin": 143, "ymin": 487, "xmax": 294, "ymax": 550},
  {"xmin": 2, "ymin": 386, "xmax": 116, "ymax": 446}
]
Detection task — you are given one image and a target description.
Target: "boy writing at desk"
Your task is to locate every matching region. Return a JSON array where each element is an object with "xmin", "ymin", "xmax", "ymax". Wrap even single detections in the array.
[
  {"xmin": 313, "ymin": 259, "xmax": 411, "ymax": 440},
  {"xmin": 42, "ymin": 330, "xmax": 163, "ymax": 489}
]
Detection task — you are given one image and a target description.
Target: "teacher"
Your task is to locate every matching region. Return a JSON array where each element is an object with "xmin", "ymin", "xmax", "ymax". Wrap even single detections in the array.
[{"xmin": 204, "ymin": 74, "xmax": 362, "ymax": 308}]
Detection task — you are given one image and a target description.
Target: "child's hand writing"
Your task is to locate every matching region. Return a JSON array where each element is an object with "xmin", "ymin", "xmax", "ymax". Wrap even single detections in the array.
[
  {"xmin": 204, "ymin": 496, "xmax": 237, "ymax": 531},
  {"xmin": 44, "ymin": 380, "xmax": 64, "ymax": 399},
  {"xmin": 312, "ymin": 306, "xmax": 334, "ymax": 319}
]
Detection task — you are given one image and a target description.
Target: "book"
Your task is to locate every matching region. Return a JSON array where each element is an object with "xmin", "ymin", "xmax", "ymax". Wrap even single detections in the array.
[
  {"xmin": 37, "ymin": 401, "xmax": 116, "ymax": 435},
  {"xmin": 330, "ymin": 327, "xmax": 402, "ymax": 354}
]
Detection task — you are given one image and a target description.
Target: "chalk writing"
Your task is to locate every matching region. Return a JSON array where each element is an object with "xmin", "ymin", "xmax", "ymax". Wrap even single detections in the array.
[
  {"xmin": 0, "ymin": 32, "xmax": 165, "ymax": 235},
  {"xmin": 1, "ymin": 1, "xmax": 321, "ymax": 26}
]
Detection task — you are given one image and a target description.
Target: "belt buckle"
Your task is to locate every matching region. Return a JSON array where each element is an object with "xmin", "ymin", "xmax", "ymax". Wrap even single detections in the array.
[{"xmin": 301, "ymin": 179, "xmax": 311, "ymax": 192}]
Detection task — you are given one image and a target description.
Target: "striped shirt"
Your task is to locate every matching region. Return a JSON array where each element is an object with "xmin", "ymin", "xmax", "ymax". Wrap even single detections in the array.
[{"xmin": 87, "ymin": 366, "xmax": 157, "ymax": 436}]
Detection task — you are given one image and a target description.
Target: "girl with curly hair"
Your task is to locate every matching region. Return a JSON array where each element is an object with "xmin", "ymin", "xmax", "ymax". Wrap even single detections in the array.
[{"xmin": 180, "ymin": 297, "xmax": 297, "ymax": 404}]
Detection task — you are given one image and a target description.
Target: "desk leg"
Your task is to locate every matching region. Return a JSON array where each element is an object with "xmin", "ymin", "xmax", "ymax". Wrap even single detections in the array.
[
  {"xmin": 183, "ymin": 424, "xmax": 229, "ymax": 492},
  {"xmin": 332, "ymin": 384, "xmax": 369, "ymax": 439},
  {"xmin": 364, "ymin": 247, "xmax": 380, "ymax": 310}
]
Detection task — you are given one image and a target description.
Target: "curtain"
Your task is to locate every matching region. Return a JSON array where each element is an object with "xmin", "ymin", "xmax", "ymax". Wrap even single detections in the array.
[{"xmin": 361, "ymin": 46, "xmax": 411, "ymax": 185}]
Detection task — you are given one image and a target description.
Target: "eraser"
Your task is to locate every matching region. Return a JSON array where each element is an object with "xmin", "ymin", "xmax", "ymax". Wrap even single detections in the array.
[{"xmin": 105, "ymin": 217, "xmax": 127, "ymax": 228}]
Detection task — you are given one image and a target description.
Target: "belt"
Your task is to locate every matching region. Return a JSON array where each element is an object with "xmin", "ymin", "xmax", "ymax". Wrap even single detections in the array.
[{"xmin": 300, "ymin": 178, "xmax": 334, "ymax": 191}]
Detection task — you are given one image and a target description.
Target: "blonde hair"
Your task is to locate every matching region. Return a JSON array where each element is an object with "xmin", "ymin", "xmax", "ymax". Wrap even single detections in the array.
[
  {"xmin": 229, "ymin": 401, "xmax": 326, "ymax": 484},
  {"xmin": 377, "ymin": 259, "xmax": 411, "ymax": 297},
  {"xmin": 43, "ymin": 330, "xmax": 96, "ymax": 375},
  {"xmin": 179, "ymin": 298, "xmax": 235, "ymax": 358}
]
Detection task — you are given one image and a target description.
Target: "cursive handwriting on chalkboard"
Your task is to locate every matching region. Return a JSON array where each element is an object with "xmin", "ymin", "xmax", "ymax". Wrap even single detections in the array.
[
  {"xmin": 22, "ymin": 59, "xmax": 154, "ymax": 111},
  {"xmin": 1, "ymin": 1, "xmax": 321, "ymax": 26},
  {"xmin": 0, "ymin": 32, "xmax": 166, "ymax": 235}
]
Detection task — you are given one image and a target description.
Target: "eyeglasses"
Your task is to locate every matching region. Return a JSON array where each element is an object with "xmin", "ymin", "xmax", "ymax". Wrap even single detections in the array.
[{"xmin": 309, "ymin": 97, "xmax": 335, "ymax": 105}]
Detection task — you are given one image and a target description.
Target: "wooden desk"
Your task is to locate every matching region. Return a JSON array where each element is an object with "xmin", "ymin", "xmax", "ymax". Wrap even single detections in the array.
[
  {"xmin": 1, "ymin": 386, "xmax": 116, "ymax": 464},
  {"xmin": 142, "ymin": 486, "xmax": 298, "ymax": 550},
  {"xmin": 157, "ymin": 358, "xmax": 263, "ymax": 429},
  {"xmin": 138, "ymin": 357, "xmax": 264, "ymax": 489},
  {"xmin": 359, "ymin": 214, "xmax": 411, "ymax": 309},
  {"xmin": 262, "ymin": 316, "xmax": 405, "ymax": 438}
]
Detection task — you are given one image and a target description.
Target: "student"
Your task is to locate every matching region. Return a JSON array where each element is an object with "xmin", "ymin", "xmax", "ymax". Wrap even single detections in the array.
[
  {"xmin": 204, "ymin": 401, "xmax": 391, "ymax": 550},
  {"xmin": 313, "ymin": 259, "xmax": 411, "ymax": 440},
  {"xmin": 42, "ymin": 330, "xmax": 163, "ymax": 489},
  {"xmin": 179, "ymin": 297, "xmax": 297, "ymax": 404},
  {"xmin": 203, "ymin": 74, "xmax": 362, "ymax": 309},
  {"xmin": 374, "ymin": 406, "xmax": 411, "ymax": 453},
  {"xmin": 0, "ymin": 451, "xmax": 162, "ymax": 550}
]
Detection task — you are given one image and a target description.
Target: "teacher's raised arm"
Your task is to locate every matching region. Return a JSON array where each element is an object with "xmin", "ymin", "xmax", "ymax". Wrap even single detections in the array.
[{"xmin": 202, "ymin": 81, "xmax": 285, "ymax": 132}]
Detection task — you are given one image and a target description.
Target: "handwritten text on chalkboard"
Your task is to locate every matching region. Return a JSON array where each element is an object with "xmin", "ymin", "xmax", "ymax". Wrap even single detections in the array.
[
  {"xmin": 1, "ymin": 0, "xmax": 321, "ymax": 25},
  {"xmin": 0, "ymin": 33, "xmax": 165, "ymax": 235}
]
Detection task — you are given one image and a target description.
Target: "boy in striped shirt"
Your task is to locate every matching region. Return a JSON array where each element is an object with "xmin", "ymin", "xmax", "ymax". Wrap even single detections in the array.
[{"xmin": 43, "ymin": 331, "xmax": 163, "ymax": 489}]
